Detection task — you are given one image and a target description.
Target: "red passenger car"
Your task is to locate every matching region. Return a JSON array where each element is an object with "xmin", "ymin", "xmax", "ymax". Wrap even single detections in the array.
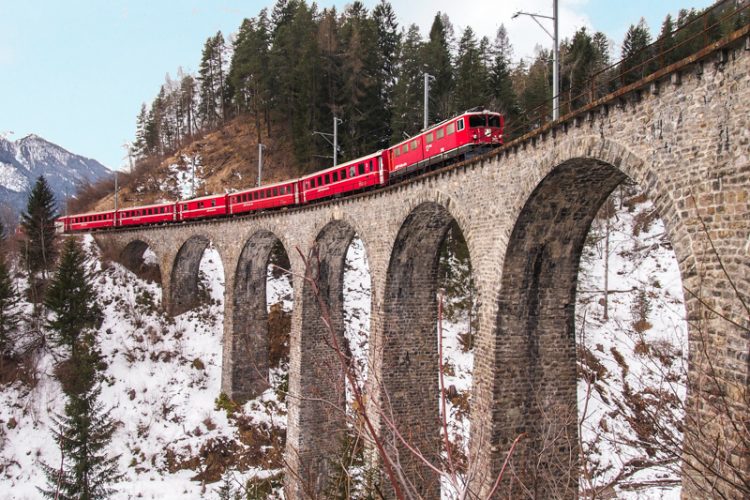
[
  {"xmin": 299, "ymin": 151, "xmax": 386, "ymax": 204},
  {"xmin": 178, "ymin": 193, "xmax": 229, "ymax": 221},
  {"xmin": 388, "ymin": 110, "xmax": 503, "ymax": 178},
  {"xmin": 119, "ymin": 202, "xmax": 177, "ymax": 227},
  {"xmin": 229, "ymin": 180, "xmax": 298, "ymax": 215},
  {"xmin": 62, "ymin": 210, "xmax": 117, "ymax": 232}
]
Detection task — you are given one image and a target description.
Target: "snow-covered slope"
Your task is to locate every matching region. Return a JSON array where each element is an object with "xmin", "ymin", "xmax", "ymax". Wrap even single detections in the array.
[
  {"xmin": 0, "ymin": 237, "xmax": 289, "ymax": 499},
  {"xmin": 0, "ymin": 135, "xmax": 111, "ymax": 216}
]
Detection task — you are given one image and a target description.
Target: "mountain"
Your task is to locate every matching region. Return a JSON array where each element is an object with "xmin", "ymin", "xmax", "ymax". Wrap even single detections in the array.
[{"xmin": 0, "ymin": 134, "xmax": 112, "ymax": 218}]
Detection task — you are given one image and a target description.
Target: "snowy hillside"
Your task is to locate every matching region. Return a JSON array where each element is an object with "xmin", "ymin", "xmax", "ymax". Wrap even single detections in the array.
[{"xmin": 0, "ymin": 135, "xmax": 111, "ymax": 216}]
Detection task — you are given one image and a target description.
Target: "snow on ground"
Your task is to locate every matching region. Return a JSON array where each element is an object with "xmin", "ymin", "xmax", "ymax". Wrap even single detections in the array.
[
  {"xmin": 343, "ymin": 236, "xmax": 371, "ymax": 403},
  {"xmin": 0, "ymin": 236, "xmax": 290, "ymax": 499},
  {"xmin": 165, "ymin": 154, "xmax": 205, "ymax": 200},
  {"xmin": 576, "ymin": 191, "xmax": 687, "ymax": 498}
]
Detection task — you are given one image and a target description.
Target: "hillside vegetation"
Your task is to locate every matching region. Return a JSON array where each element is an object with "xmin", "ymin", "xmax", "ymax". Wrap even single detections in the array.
[{"xmin": 74, "ymin": 1, "xmax": 736, "ymax": 214}]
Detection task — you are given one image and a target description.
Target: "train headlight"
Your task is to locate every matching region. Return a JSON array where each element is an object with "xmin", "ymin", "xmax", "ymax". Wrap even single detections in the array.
[{"xmin": 484, "ymin": 128, "xmax": 491, "ymax": 137}]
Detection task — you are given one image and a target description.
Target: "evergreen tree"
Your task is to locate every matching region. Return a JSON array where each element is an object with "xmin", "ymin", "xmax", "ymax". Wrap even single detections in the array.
[
  {"xmin": 372, "ymin": 0, "xmax": 401, "ymax": 147},
  {"xmin": 488, "ymin": 25, "xmax": 520, "ymax": 136},
  {"xmin": 521, "ymin": 49, "xmax": 553, "ymax": 128},
  {"xmin": 41, "ymin": 238, "xmax": 120, "ymax": 498},
  {"xmin": 390, "ymin": 24, "xmax": 425, "ymax": 140},
  {"xmin": 339, "ymin": 1, "xmax": 382, "ymax": 158},
  {"xmin": 562, "ymin": 27, "xmax": 597, "ymax": 109},
  {"xmin": 198, "ymin": 32, "xmax": 228, "ymax": 129},
  {"xmin": 45, "ymin": 238, "xmax": 102, "ymax": 356},
  {"xmin": 620, "ymin": 18, "xmax": 653, "ymax": 85},
  {"xmin": 20, "ymin": 176, "xmax": 59, "ymax": 287},
  {"xmin": 422, "ymin": 13, "xmax": 454, "ymax": 124},
  {"xmin": 228, "ymin": 14, "xmax": 271, "ymax": 145},
  {"xmin": 454, "ymin": 27, "xmax": 488, "ymax": 112},
  {"xmin": 658, "ymin": 14, "xmax": 677, "ymax": 65},
  {"xmin": 40, "ymin": 384, "xmax": 122, "ymax": 499},
  {"xmin": 132, "ymin": 104, "xmax": 149, "ymax": 160},
  {"xmin": 0, "ymin": 222, "xmax": 20, "ymax": 359}
]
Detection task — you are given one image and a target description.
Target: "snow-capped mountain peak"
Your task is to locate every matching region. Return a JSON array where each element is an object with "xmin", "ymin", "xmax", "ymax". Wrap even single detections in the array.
[{"xmin": 0, "ymin": 133, "xmax": 111, "ymax": 217}]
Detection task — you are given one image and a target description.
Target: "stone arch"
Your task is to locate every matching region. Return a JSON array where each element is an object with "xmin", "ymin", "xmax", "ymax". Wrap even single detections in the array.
[
  {"xmin": 487, "ymin": 134, "xmax": 704, "ymax": 496},
  {"xmin": 229, "ymin": 229, "xmax": 289, "ymax": 402},
  {"xmin": 118, "ymin": 239, "xmax": 162, "ymax": 284},
  {"xmin": 379, "ymin": 200, "xmax": 469, "ymax": 498},
  {"xmin": 292, "ymin": 219, "xmax": 358, "ymax": 493},
  {"xmin": 169, "ymin": 234, "xmax": 212, "ymax": 316},
  {"xmin": 491, "ymin": 158, "xmax": 626, "ymax": 497}
]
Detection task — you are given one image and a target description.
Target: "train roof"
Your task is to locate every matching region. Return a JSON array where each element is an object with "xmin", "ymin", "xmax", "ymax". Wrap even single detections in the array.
[
  {"xmin": 63, "ymin": 208, "xmax": 116, "ymax": 218},
  {"xmin": 120, "ymin": 201, "xmax": 175, "ymax": 211},
  {"xmin": 232, "ymin": 178, "xmax": 297, "ymax": 194},
  {"xmin": 180, "ymin": 193, "xmax": 227, "ymax": 203},
  {"xmin": 298, "ymin": 150, "xmax": 383, "ymax": 181}
]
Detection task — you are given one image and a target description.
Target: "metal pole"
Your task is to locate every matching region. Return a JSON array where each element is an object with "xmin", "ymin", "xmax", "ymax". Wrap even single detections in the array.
[
  {"xmin": 191, "ymin": 156, "xmax": 196, "ymax": 198},
  {"xmin": 424, "ymin": 73, "xmax": 434, "ymax": 130},
  {"xmin": 552, "ymin": 0, "xmax": 559, "ymax": 120},
  {"xmin": 333, "ymin": 116, "xmax": 342, "ymax": 166},
  {"xmin": 258, "ymin": 143, "xmax": 263, "ymax": 187}
]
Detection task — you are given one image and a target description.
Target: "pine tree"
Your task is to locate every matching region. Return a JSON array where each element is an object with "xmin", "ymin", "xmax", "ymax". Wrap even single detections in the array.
[
  {"xmin": 41, "ymin": 237, "xmax": 120, "ymax": 498},
  {"xmin": 562, "ymin": 27, "xmax": 596, "ymax": 109},
  {"xmin": 40, "ymin": 384, "xmax": 122, "ymax": 499},
  {"xmin": 198, "ymin": 32, "xmax": 228, "ymax": 129},
  {"xmin": 422, "ymin": 14, "xmax": 454, "ymax": 124},
  {"xmin": 372, "ymin": 0, "xmax": 400, "ymax": 148},
  {"xmin": 228, "ymin": 14, "xmax": 271, "ymax": 145},
  {"xmin": 45, "ymin": 238, "xmax": 102, "ymax": 356},
  {"xmin": 658, "ymin": 14, "xmax": 677, "ymax": 65},
  {"xmin": 620, "ymin": 18, "xmax": 653, "ymax": 85},
  {"xmin": 454, "ymin": 27, "xmax": 488, "ymax": 112},
  {"xmin": 488, "ymin": 25, "xmax": 520, "ymax": 135},
  {"xmin": 390, "ymin": 24, "xmax": 424, "ymax": 141},
  {"xmin": 20, "ymin": 176, "xmax": 59, "ymax": 299},
  {"xmin": 0, "ymin": 222, "xmax": 20, "ymax": 359}
]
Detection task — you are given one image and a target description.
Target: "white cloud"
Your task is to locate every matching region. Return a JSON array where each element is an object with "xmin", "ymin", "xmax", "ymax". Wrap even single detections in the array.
[{"xmin": 386, "ymin": 0, "xmax": 592, "ymax": 62}]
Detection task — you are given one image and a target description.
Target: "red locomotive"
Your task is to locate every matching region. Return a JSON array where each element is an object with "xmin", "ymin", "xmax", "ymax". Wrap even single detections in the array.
[{"xmin": 59, "ymin": 110, "xmax": 503, "ymax": 232}]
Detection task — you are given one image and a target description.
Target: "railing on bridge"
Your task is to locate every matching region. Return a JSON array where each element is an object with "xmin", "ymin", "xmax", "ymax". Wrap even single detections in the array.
[{"xmin": 504, "ymin": 0, "xmax": 750, "ymax": 140}]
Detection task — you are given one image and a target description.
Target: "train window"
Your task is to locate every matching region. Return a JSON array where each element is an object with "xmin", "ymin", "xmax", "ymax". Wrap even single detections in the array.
[
  {"xmin": 266, "ymin": 189, "xmax": 271, "ymax": 198},
  {"xmin": 394, "ymin": 148, "xmax": 400, "ymax": 157},
  {"xmin": 211, "ymin": 199, "xmax": 216, "ymax": 207},
  {"xmin": 436, "ymin": 128, "xmax": 445, "ymax": 139},
  {"xmin": 401, "ymin": 144, "xmax": 408, "ymax": 154},
  {"xmin": 469, "ymin": 115, "xmax": 486, "ymax": 127},
  {"xmin": 325, "ymin": 175, "xmax": 330, "ymax": 185},
  {"xmin": 410, "ymin": 140, "xmax": 418, "ymax": 150},
  {"xmin": 183, "ymin": 205, "xmax": 188, "ymax": 210},
  {"xmin": 272, "ymin": 188, "xmax": 277, "ymax": 196},
  {"xmin": 350, "ymin": 166, "xmax": 356, "ymax": 177},
  {"xmin": 341, "ymin": 168, "xmax": 347, "ymax": 180},
  {"xmin": 457, "ymin": 119, "xmax": 465, "ymax": 131},
  {"xmin": 447, "ymin": 123, "xmax": 455, "ymax": 134},
  {"xmin": 333, "ymin": 171, "xmax": 338, "ymax": 182},
  {"xmin": 358, "ymin": 163, "xmax": 365, "ymax": 175},
  {"xmin": 426, "ymin": 132, "xmax": 434, "ymax": 144},
  {"xmin": 488, "ymin": 115, "xmax": 501, "ymax": 128}
]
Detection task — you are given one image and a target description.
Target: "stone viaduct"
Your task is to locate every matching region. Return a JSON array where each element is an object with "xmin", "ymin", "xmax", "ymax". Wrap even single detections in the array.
[{"xmin": 94, "ymin": 30, "xmax": 749, "ymax": 498}]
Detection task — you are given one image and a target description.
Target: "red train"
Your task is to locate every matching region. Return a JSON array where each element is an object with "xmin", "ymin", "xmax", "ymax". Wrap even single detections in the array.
[{"xmin": 59, "ymin": 110, "xmax": 503, "ymax": 233}]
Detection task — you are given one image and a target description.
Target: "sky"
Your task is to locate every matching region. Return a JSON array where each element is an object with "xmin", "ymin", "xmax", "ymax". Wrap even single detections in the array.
[{"xmin": 0, "ymin": 0, "xmax": 713, "ymax": 170}]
